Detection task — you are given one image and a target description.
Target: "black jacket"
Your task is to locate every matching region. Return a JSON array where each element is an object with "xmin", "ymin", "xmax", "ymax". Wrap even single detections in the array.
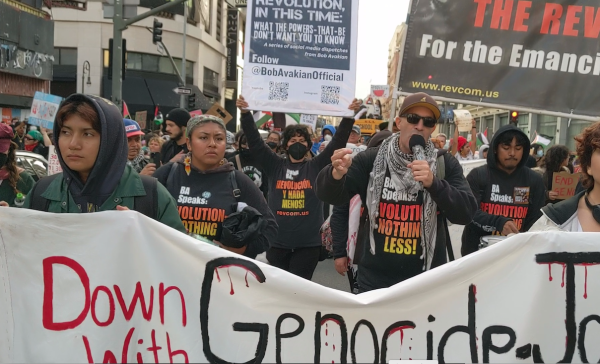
[
  {"xmin": 240, "ymin": 112, "xmax": 353, "ymax": 250},
  {"xmin": 160, "ymin": 139, "xmax": 188, "ymax": 165},
  {"xmin": 316, "ymin": 147, "xmax": 477, "ymax": 291},
  {"xmin": 154, "ymin": 160, "xmax": 278, "ymax": 259},
  {"xmin": 462, "ymin": 124, "xmax": 546, "ymax": 255}
]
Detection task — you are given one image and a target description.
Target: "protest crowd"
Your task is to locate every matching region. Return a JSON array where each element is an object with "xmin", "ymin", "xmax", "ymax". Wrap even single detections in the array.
[{"xmin": 1, "ymin": 90, "xmax": 599, "ymax": 294}]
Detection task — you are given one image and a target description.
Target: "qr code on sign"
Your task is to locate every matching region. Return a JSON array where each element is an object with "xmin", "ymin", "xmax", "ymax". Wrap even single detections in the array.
[
  {"xmin": 321, "ymin": 86, "xmax": 340, "ymax": 105},
  {"xmin": 269, "ymin": 82, "xmax": 289, "ymax": 101}
]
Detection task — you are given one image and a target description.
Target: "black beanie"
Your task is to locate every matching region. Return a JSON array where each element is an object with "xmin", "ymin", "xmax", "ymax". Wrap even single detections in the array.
[{"xmin": 166, "ymin": 108, "xmax": 191, "ymax": 128}]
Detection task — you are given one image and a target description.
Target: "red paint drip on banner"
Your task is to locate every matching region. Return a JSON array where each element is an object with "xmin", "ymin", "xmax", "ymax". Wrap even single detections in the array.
[
  {"xmin": 215, "ymin": 268, "xmax": 221, "ymax": 282},
  {"xmin": 227, "ymin": 268, "xmax": 234, "ymax": 295}
]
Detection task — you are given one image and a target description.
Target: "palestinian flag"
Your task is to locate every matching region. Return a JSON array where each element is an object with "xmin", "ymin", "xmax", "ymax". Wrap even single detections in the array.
[
  {"xmin": 253, "ymin": 111, "xmax": 273, "ymax": 127},
  {"xmin": 476, "ymin": 128, "xmax": 489, "ymax": 148},
  {"xmin": 532, "ymin": 132, "xmax": 553, "ymax": 147},
  {"xmin": 123, "ymin": 101, "xmax": 131, "ymax": 119},
  {"xmin": 153, "ymin": 106, "xmax": 163, "ymax": 126}
]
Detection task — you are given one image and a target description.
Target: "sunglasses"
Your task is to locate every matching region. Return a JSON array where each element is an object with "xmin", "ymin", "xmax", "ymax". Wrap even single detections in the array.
[
  {"xmin": 24, "ymin": 137, "xmax": 34, "ymax": 141},
  {"xmin": 401, "ymin": 113, "xmax": 437, "ymax": 128}
]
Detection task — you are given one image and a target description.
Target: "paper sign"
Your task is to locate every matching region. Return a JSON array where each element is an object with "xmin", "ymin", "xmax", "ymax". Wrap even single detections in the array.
[
  {"xmin": 2, "ymin": 208, "xmax": 600, "ymax": 362},
  {"xmin": 205, "ymin": 103, "xmax": 233, "ymax": 124},
  {"xmin": 370, "ymin": 85, "xmax": 390, "ymax": 99},
  {"xmin": 135, "ymin": 111, "xmax": 148, "ymax": 130},
  {"xmin": 299, "ymin": 114, "xmax": 317, "ymax": 128},
  {"xmin": 552, "ymin": 172, "xmax": 581, "ymax": 199},
  {"xmin": 46, "ymin": 146, "xmax": 63, "ymax": 176},
  {"xmin": 28, "ymin": 92, "xmax": 63, "ymax": 130},
  {"xmin": 453, "ymin": 109, "xmax": 473, "ymax": 132}
]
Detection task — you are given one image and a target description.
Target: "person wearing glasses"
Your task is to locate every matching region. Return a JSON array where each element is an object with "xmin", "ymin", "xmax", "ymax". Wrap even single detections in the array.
[{"xmin": 316, "ymin": 92, "xmax": 477, "ymax": 292}]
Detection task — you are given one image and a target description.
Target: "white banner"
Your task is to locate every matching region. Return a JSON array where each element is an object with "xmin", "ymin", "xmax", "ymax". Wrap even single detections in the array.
[
  {"xmin": 1, "ymin": 208, "xmax": 600, "ymax": 363},
  {"xmin": 241, "ymin": 0, "xmax": 358, "ymax": 117},
  {"xmin": 460, "ymin": 158, "xmax": 487, "ymax": 177}
]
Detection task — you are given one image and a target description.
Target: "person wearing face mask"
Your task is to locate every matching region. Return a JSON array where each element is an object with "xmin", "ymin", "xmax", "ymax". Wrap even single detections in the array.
[
  {"xmin": 530, "ymin": 123, "xmax": 600, "ymax": 232},
  {"xmin": 526, "ymin": 143, "xmax": 545, "ymax": 168},
  {"xmin": 312, "ymin": 125, "xmax": 336, "ymax": 155},
  {"xmin": 153, "ymin": 116, "xmax": 278, "ymax": 259},
  {"xmin": 229, "ymin": 131, "xmax": 269, "ymax": 199},
  {"xmin": 266, "ymin": 131, "xmax": 283, "ymax": 156},
  {"xmin": 236, "ymin": 95, "xmax": 357, "ymax": 280},
  {"xmin": 24, "ymin": 129, "xmax": 51, "ymax": 159},
  {"xmin": 0, "ymin": 124, "xmax": 36, "ymax": 207}
]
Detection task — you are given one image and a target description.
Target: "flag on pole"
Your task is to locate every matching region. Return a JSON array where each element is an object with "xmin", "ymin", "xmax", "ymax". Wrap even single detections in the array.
[
  {"xmin": 123, "ymin": 101, "xmax": 131, "ymax": 119},
  {"xmin": 153, "ymin": 106, "xmax": 163, "ymax": 126},
  {"xmin": 476, "ymin": 128, "xmax": 489, "ymax": 148},
  {"xmin": 532, "ymin": 132, "xmax": 552, "ymax": 147}
]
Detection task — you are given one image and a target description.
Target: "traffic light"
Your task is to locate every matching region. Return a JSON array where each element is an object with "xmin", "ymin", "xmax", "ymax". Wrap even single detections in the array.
[
  {"xmin": 188, "ymin": 94, "xmax": 196, "ymax": 110},
  {"xmin": 510, "ymin": 111, "xmax": 519, "ymax": 124},
  {"xmin": 152, "ymin": 19, "xmax": 163, "ymax": 44}
]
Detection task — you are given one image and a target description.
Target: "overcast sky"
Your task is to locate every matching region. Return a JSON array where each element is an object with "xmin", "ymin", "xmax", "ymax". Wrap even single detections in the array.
[{"xmin": 354, "ymin": 0, "xmax": 410, "ymax": 98}]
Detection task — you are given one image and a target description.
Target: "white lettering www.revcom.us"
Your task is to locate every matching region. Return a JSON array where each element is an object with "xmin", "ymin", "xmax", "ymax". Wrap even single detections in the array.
[{"xmin": 411, "ymin": 81, "xmax": 500, "ymax": 99}]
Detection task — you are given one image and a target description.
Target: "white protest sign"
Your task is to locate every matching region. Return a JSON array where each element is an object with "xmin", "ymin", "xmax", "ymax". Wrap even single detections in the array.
[
  {"xmin": 47, "ymin": 146, "xmax": 63, "ymax": 176},
  {"xmin": 241, "ymin": 0, "xmax": 359, "ymax": 117},
  {"xmin": 454, "ymin": 109, "xmax": 474, "ymax": 132},
  {"xmin": 299, "ymin": 114, "xmax": 318, "ymax": 128},
  {"xmin": 28, "ymin": 92, "xmax": 63, "ymax": 130},
  {"xmin": 2, "ymin": 208, "xmax": 600, "ymax": 363},
  {"xmin": 370, "ymin": 85, "xmax": 390, "ymax": 99},
  {"xmin": 460, "ymin": 158, "xmax": 487, "ymax": 177}
]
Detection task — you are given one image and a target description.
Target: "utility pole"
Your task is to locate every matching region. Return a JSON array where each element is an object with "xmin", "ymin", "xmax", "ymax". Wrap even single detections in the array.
[
  {"xmin": 110, "ymin": 0, "xmax": 187, "ymax": 111},
  {"xmin": 180, "ymin": 2, "xmax": 187, "ymax": 109}
]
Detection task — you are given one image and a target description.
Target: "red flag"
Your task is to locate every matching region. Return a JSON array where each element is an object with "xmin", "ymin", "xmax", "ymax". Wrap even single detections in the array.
[{"xmin": 123, "ymin": 101, "xmax": 131, "ymax": 119}]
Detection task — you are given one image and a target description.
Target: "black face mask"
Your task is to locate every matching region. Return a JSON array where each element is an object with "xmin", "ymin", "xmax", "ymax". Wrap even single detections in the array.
[
  {"xmin": 266, "ymin": 142, "xmax": 278, "ymax": 149},
  {"xmin": 287, "ymin": 143, "xmax": 308, "ymax": 160},
  {"xmin": 584, "ymin": 194, "xmax": 600, "ymax": 224},
  {"xmin": 239, "ymin": 148, "xmax": 251, "ymax": 157},
  {"xmin": 0, "ymin": 154, "xmax": 7, "ymax": 169}
]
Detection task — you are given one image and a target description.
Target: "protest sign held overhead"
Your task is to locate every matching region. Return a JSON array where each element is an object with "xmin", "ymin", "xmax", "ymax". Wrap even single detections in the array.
[
  {"xmin": 242, "ymin": 0, "xmax": 358, "ymax": 117},
  {"xmin": 398, "ymin": 0, "xmax": 600, "ymax": 118},
  {"xmin": 28, "ymin": 92, "xmax": 63, "ymax": 130},
  {"xmin": 370, "ymin": 84, "xmax": 390, "ymax": 99},
  {"xmin": 2, "ymin": 208, "xmax": 600, "ymax": 363}
]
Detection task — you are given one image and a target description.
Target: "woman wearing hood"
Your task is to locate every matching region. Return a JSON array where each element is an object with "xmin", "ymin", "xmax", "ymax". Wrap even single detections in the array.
[
  {"xmin": 153, "ymin": 115, "xmax": 278, "ymax": 259},
  {"xmin": 530, "ymin": 123, "xmax": 600, "ymax": 232},
  {"xmin": 24, "ymin": 94, "xmax": 185, "ymax": 233},
  {"xmin": 478, "ymin": 144, "xmax": 489, "ymax": 159},
  {"xmin": 312, "ymin": 125, "xmax": 336, "ymax": 155}
]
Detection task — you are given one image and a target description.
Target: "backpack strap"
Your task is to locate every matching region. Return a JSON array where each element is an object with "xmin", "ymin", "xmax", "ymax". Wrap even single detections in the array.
[
  {"xmin": 134, "ymin": 175, "xmax": 159, "ymax": 220},
  {"xmin": 166, "ymin": 162, "xmax": 179, "ymax": 190},
  {"xmin": 436, "ymin": 155, "xmax": 446, "ymax": 180},
  {"xmin": 230, "ymin": 170, "xmax": 241, "ymax": 202},
  {"xmin": 234, "ymin": 154, "xmax": 244, "ymax": 172},
  {"xmin": 29, "ymin": 174, "xmax": 60, "ymax": 212}
]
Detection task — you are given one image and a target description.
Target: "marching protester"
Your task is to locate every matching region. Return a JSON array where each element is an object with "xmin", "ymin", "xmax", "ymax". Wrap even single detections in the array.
[
  {"xmin": 0, "ymin": 124, "xmax": 35, "ymax": 207},
  {"xmin": 539, "ymin": 145, "xmax": 571, "ymax": 205},
  {"xmin": 530, "ymin": 123, "xmax": 600, "ymax": 232},
  {"xmin": 124, "ymin": 119, "xmax": 156, "ymax": 176},
  {"xmin": 450, "ymin": 120, "xmax": 477, "ymax": 161},
  {"xmin": 23, "ymin": 94, "xmax": 186, "ymax": 233},
  {"xmin": 526, "ymin": 143, "xmax": 545, "ymax": 168},
  {"xmin": 312, "ymin": 124, "xmax": 336, "ymax": 155},
  {"xmin": 24, "ymin": 129, "xmax": 51, "ymax": 159},
  {"xmin": 148, "ymin": 135, "xmax": 164, "ymax": 154},
  {"xmin": 228, "ymin": 131, "xmax": 269, "ymax": 199},
  {"xmin": 437, "ymin": 133, "xmax": 448, "ymax": 150},
  {"xmin": 12, "ymin": 121, "xmax": 27, "ymax": 150},
  {"xmin": 316, "ymin": 92, "xmax": 477, "ymax": 292},
  {"xmin": 237, "ymin": 95, "xmax": 357, "ymax": 280},
  {"xmin": 153, "ymin": 115, "xmax": 278, "ymax": 259},
  {"xmin": 160, "ymin": 108, "xmax": 191, "ymax": 164},
  {"xmin": 461, "ymin": 124, "xmax": 546, "ymax": 255},
  {"xmin": 266, "ymin": 131, "xmax": 282, "ymax": 154}
]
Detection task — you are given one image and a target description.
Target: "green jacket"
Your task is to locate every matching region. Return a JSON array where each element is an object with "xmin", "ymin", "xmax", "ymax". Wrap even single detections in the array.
[
  {"xmin": 24, "ymin": 165, "xmax": 186, "ymax": 233},
  {"xmin": 0, "ymin": 171, "xmax": 35, "ymax": 207}
]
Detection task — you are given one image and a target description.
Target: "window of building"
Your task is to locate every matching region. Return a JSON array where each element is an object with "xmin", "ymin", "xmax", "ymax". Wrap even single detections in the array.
[
  {"xmin": 53, "ymin": 48, "xmax": 78, "ymax": 66},
  {"xmin": 203, "ymin": 67, "xmax": 219, "ymax": 96},
  {"xmin": 202, "ymin": 0, "xmax": 212, "ymax": 34},
  {"xmin": 216, "ymin": 0, "xmax": 223, "ymax": 42},
  {"xmin": 538, "ymin": 114, "xmax": 557, "ymax": 148},
  {"xmin": 103, "ymin": 50, "xmax": 194, "ymax": 81},
  {"xmin": 517, "ymin": 114, "xmax": 529, "ymax": 138},
  {"xmin": 127, "ymin": 53, "xmax": 143, "ymax": 70},
  {"xmin": 566, "ymin": 120, "xmax": 591, "ymax": 151},
  {"xmin": 158, "ymin": 57, "xmax": 174, "ymax": 74}
]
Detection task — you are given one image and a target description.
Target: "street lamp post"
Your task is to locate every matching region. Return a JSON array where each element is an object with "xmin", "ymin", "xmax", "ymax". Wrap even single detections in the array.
[{"xmin": 82, "ymin": 61, "xmax": 91, "ymax": 94}]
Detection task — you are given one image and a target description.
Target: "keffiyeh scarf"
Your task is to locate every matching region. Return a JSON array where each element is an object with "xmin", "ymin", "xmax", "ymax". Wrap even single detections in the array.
[
  {"xmin": 128, "ymin": 153, "xmax": 147, "ymax": 173},
  {"xmin": 366, "ymin": 132, "xmax": 439, "ymax": 270}
]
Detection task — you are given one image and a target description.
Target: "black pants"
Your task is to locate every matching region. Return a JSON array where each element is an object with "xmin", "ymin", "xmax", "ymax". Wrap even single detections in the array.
[{"xmin": 266, "ymin": 246, "xmax": 321, "ymax": 280}]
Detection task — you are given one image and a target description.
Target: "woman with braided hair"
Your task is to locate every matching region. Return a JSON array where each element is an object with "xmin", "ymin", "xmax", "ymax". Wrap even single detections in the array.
[{"xmin": 0, "ymin": 124, "xmax": 35, "ymax": 207}]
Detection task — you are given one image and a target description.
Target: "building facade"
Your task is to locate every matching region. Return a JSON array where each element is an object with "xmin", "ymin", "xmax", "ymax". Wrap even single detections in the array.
[
  {"xmin": 0, "ymin": 0, "xmax": 54, "ymax": 123},
  {"xmin": 49, "ymin": 0, "xmax": 245, "ymax": 129}
]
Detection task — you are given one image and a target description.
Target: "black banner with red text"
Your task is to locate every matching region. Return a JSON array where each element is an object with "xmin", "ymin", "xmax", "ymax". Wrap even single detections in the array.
[{"xmin": 399, "ymin": 0, "xmax": 600, "ymax": 117}]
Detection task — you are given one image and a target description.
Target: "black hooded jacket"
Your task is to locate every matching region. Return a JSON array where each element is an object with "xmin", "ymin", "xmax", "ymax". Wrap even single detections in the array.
[
  {"xmin": 461, "ymin": 124, "xmax": 546, "ymax": 255},
  {"xmin": 53, "ymin": 94, "xmax": 128, "ymax": 211}
]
